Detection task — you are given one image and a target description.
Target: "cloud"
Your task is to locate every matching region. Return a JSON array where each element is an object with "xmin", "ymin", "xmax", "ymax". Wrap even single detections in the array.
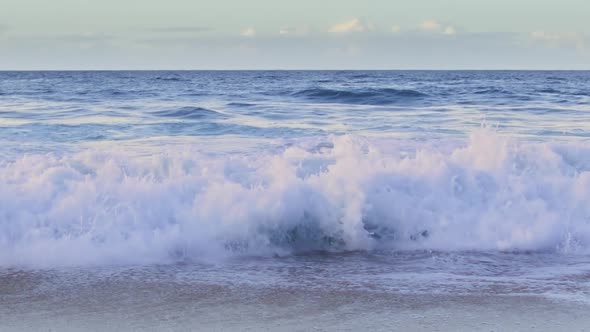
[
  {"xmin": 443, "ymin": 26, "xmax": 456, "ymax": 36},
  {"xmin": 240, "ymin": 27, "xmax": 256, "ymax": 37},
  {"xmin": 530, "ymin": 31, "xmax": 565, "ymax": 42},
  {"xmin": 4, "ymin": 29, "xmax": 589, "ymax": 70},
  {"xmin": 420, "ymin": 20, "xmax": 441, "ymax": 31},
  {"xmin": 279, "ymin": 27, "xmax": 294, "ymax": 35},
  {"xmin": 150, "ymin": 27, "xmax": 212, "ymax": 33},
  {"xmin": 530, "ymin": 31, "xmax": 588, "ymax": 52},
  {"xmin": 328, "ymin": 18, "xmax": 375, "ymax": 33},
  {"xmin": 279, "ymin": 25, "xmax": 312, "ymax": 36},
  {"xmin": 420, "ymin": 20, "xmax": 456, "ymax": 36}
]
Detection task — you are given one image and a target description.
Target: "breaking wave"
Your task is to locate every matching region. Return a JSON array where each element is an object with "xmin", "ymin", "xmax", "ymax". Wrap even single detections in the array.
[{"xmin": 2, "ymin": 129, "xmax": 590, "ymax": 267}]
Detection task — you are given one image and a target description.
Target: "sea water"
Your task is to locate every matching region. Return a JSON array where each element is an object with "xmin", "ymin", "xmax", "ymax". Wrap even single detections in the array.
[{"xmin": 1, "ymin": 71, "xmax": 590, "ymax": 331}]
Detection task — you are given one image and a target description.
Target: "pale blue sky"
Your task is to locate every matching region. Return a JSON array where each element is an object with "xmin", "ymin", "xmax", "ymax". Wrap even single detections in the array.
[{"xmin": 1, "ymin": 0, "xmax": 589, "ymax": 69}]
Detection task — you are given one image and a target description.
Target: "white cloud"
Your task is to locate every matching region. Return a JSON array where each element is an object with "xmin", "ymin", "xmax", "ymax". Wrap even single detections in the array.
[
  {"xmin": 443, "ymin": 26, "xmax": 456, "ymax": 36},
  {"xmin": 420, "ymin": 20, "xmax": 441, "ymax": 31},
  {"xmin": 240, "ymin": 27, "xmax": 256, "ymax": 37},
  {"xmin": 328, "ymin": 18, "xmax": 375, "ymax": 33},
  {"xmin": 279, "ymin": 25, "xmax": 311, "ymax": 36},
  {"xmin": 279, "ymin": 27, "xmax": 292, "ymax": 35},
  {"xmin": 530, "ymin": 31, "xmax": 562, "ymax": 41},
  {"xmin": 420, "ymin": 20, "xmax": 457, "ymax": 36}
]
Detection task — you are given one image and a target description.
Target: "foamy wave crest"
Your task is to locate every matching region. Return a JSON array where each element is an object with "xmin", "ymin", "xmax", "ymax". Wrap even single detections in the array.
[{"xmin": 2, "ymin": 129, "xmax": 590, "ymax": 267}]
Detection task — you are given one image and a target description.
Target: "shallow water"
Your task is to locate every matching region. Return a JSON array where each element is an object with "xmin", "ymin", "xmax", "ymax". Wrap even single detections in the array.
[
  {"xmin": 2, "ymin": 252, "xmax": 590, "ymax": 331},
  {"xmin": 1, "ymin": 71, "xmax": 590, "ymax": 330}
]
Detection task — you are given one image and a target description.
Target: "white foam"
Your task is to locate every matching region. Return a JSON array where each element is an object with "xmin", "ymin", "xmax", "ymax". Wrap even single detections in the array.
[{"xmin": 2, "ymin": 129, "xmax": 590, "ymax": 267}]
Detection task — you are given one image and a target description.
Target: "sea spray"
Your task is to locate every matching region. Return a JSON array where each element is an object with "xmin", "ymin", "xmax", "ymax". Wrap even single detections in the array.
[{"xmin": 2, "ymin": 129, "xmax": 590, "ymax": 267}]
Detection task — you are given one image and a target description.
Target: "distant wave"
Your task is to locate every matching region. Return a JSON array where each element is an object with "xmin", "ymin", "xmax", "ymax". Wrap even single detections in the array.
[
  {"xmin": 546, "ymin": 76, "xmax": 568, "ymax": 82},
  {"xmin": 473, "ymin": 88, "xmax": 513, "ymax": 95},
  {"xmin": 346, "ymin": 74, "xmax": 372, "ymax": 79},
  {"xmin": 291, "ymin": 88, "xmax": 427, "ymax": 105},
  {"xmin": 150, "ymin": 106, "xmax": 227, "ymax": 120},
  {"xmin": 227, "ymin": 102, "xmax": 256, "ymax": 107},
  {"xmin": 536, "ymin": 88, "xmax": 562, "ymax": 94},
  {"xmin": 154, "ymin": 76, "xmax": 189, "ymax": 82},
  {"xmin": 535, "ymin": 88, "xmax": 589, "ymax": 97},
  {"xmin": 2, "ymin": 130, "xmax": 590, "ymax": 267}
]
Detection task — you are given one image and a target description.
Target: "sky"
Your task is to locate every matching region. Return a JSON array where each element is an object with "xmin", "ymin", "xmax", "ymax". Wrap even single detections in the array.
[{"xmin": 1, "ymin": 0, "xmax": 589, "ymax": 70}]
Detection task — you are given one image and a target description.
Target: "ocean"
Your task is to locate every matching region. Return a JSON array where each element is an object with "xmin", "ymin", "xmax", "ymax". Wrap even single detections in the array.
[{"xmin": 1, "ymin": 70, "xmax": 590, "ymax": 331}]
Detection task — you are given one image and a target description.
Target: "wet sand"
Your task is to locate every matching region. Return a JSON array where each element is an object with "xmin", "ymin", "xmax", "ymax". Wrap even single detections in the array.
[{"xmin": 2, "ymin": 267, "xmax": 589, "ymax": 331}]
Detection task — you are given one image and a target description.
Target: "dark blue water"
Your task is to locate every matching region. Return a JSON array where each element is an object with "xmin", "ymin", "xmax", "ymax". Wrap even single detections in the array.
[{"xmin": 1, "ymin": 71, "xmax": 589, "ymax": 155}]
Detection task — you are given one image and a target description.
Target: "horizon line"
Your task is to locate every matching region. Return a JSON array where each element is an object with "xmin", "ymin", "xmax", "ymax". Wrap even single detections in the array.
[{"xmin": 1, "ymin": 68, "xmax": 589, "ymax": 72}]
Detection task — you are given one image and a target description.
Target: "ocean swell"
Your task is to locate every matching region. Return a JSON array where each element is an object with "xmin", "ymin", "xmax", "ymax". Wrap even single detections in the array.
[
  {"xmin": 150, "ymin": 106, "xmax": 227, "ymax": 120},
  {"xmin": 1, "ymin": 129, "xmax": 590, "ymax": 267},
  {"xmin": 291, "ymin": 88, "xmax": 427, "ymax": 105}
]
